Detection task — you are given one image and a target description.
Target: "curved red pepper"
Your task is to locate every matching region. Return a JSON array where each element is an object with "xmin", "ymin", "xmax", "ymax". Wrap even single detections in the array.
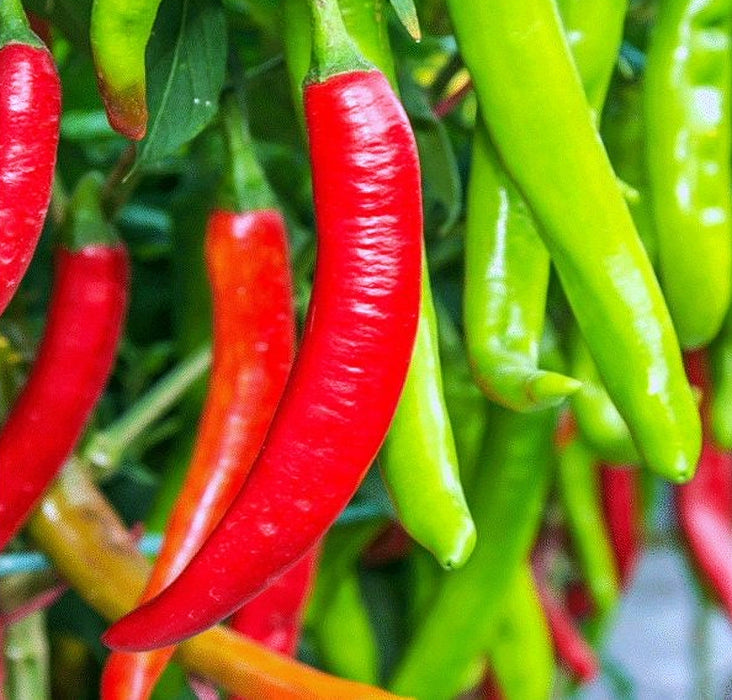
[
  {"xmin": 599, "ymin": 466, "xmax": 641, "ymax": 588},
  {"xmin": 0, "ymin": 218, "xmax": 128, "ymax": 549},
  {"xmin": 0, "ymin": 34, "xmax": 61, "ymax": 316},
  {"xmin": 537, "ymin": 582, "xmax": 600, "ymax": 684},
  {"xmin": 230, "ymin": 547, "xmax": 318, "ymax": 658},
  {"xmin": 103, "ymin": 67, "xmax": 422, "ymax": 651},
  {"xmin": 100, "ymin": 208, "xmax": 296, "ymax": 699}
]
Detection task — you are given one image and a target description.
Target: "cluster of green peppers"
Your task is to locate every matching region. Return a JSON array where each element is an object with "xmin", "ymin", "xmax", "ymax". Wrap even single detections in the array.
[{"xmin": 295, "ymin": 0, "xmax": 731, "ymax": 697}]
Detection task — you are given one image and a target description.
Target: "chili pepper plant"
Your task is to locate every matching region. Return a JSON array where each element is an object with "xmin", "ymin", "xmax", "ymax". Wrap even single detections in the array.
[{"xmin": 1, "ymin": 0, "xmax": 732, "ymax": 698}]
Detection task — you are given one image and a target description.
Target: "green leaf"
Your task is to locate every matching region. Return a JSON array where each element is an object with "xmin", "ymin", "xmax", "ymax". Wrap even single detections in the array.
[
  {"xmin": 133, "ymin": 0, "xmax": 227, "ymax": 172},
  {"xmin": 388, "ymin": 0, "xmax": 421, "ymax": 41}
]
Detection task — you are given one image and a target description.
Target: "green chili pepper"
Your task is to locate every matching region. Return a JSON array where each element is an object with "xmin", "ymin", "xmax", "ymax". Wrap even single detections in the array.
[
  {"xmin": 710, "ymin": 307, "xmax": 732, "ymax": 449},
  {"xmin": 389, "ymin": 404, "xmax": 556, "ymax": 699},
  {"xmin": 644, "ymin": 0, "xmax": 732, "ymax": 349},
  {"xmin": 488, "ymin": 562, "xmax": 555, "ymax": 700},
  {"xmin": 556, "ymin": 0, "xmax": 642, "ymax": 465},
  {"xmin": 282, "ymin": 0, "xmax": 475, "ymax": 569},
  {"xmin": 306, "ymin": 521, "xmax": 384, "ymax": 684},
  {"xmin": 602, "ymin": 77, "xmax": 659, "ymax": 265},
  {"xmin": 570, "ymin": 331, "xmax": 640, "ymax": 465},
  {"xmin": 380, "ymin": 261, "xmax": 476, "ymax": 570},
  {"xmin": 556, "ymin": 0, "xmax": 628, "ymax": 118},
  {"xmin": 463, "ymin": 0, "xmax": 625, "ymax": 415},
  {"xmin": 464, "ymin": 120, "xmax": 580, "ymax": 413},
  {"xmin": 448, "ymin": 0, "xmax": 701, "ymax": 483},
  {"xmin": 90, "ymin": 0, "xmax": 163, "ymax": 140},
  {"xmin": 557, "ymin": 437, "xmax": 621, "ymax": 637},
  {"xmin": 310, "ymin": 570, "xmax": 380, "ymax": 684}
]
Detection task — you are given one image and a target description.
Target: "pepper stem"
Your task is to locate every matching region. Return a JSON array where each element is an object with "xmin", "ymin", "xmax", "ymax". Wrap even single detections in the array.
[
  {"xmin": 60, "ymin": 173, "xmax": 120, "ymax": 251},
  {"xmin": 218, "ymin": 91, "xmax": 274, "ymax": 212},
  {"xmin": 306, "ymin": 0, "xmax": 370, "ymax": 82},
  {"xmin": 0, "ymin": 0, "xmax": 42, "ymax": 48},
  {"xmin": 82, "ymin": 344, "xmax": 212, "ymax": 480}
]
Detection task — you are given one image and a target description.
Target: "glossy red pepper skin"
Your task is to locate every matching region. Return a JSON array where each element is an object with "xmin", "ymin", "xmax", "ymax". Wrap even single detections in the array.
[
  {"xmin": 230, "ymin": 547, "xmax": 318, "ymax": 658},
  {"xmin": 599, "ymin": 465, "xmax": 641, "ymax": 587},
  {"xmin": 103, "ymin": 68, "xmax": 422, "ymax": 651},
  {"xmin": 101, "ymin": 209, "xmax": 295, "ymax": 699},
  {"xmin": 0, "ymin": 245, "xmax": 129, "ymax": 549},
  {"xmin": 0, "ymin": 41, "xmax": 61, "ymax": 316}
]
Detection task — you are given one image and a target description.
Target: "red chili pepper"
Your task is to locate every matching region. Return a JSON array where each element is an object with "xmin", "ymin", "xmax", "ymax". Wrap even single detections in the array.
[
  {"xmin": 0, "ymin": 173, "xmax": 128, "ymax": 550},
  {"xmin": 675, "ymin": 351, "xmax": 732, "ymax": 619},
  {"xmin": 0, "ymin": 0, "xmax": 61, "ymax": 317},
  {"xmin": 676, "ymin": 441, "xmax": 732, "ymax": 618},
  {"xmin": 101, "ymin": 207, "xmax": 295, "ymax": 699},
  {"xmin": 101, "ymin": 94, "xmax": 297, "ymax": 699},
  {"xmin": 536, "ymin": 581, "xmax": 600, "ymax": 684},
  {"xmin": 229, "ymin": 547, "xmax": 318, "ymax": 658},
  {"xmin": 599, "ymin": 465, "xmax": 641, "ymax": 588},
  {"xmin": 103, "ymin": 1, "xmax": 422, "ymax": 652}
]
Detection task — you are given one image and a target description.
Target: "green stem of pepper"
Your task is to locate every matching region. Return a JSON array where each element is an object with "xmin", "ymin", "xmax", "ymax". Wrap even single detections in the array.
[
  {"xmin": 0, "ymin": 0, "xmax": 41, "ymax": 48},
  {"xmin": 0, "ymin": 574, "xmax": 51, "ymax": 700},
  {"xmin": 101, "ymin": 145, "xmax": 140, "ymax": 220},
  {"xmin": 338, "ymin": 0, "xmax": 396, "ymax": 87},
  {"xmin": 2, "ymin": 612, "xmax": 50, "ymax": 700},
  {"xmin": 282, "ymin": 0, "xmax": 312, "ymax": 132},
  {"xmin": 59, "ymin": 172, "xmax": 120, "ymax": 251},
  {"xmin": 307, "ymin": 0, "xmax": 371, "ymax": 82},
  {"xmin": 218, "ymin": 91, "xmax": 275, "ymax": 212},
  {"xmin": 81, "ymin": 345, "xmax": 212, "ymax": 481}
]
